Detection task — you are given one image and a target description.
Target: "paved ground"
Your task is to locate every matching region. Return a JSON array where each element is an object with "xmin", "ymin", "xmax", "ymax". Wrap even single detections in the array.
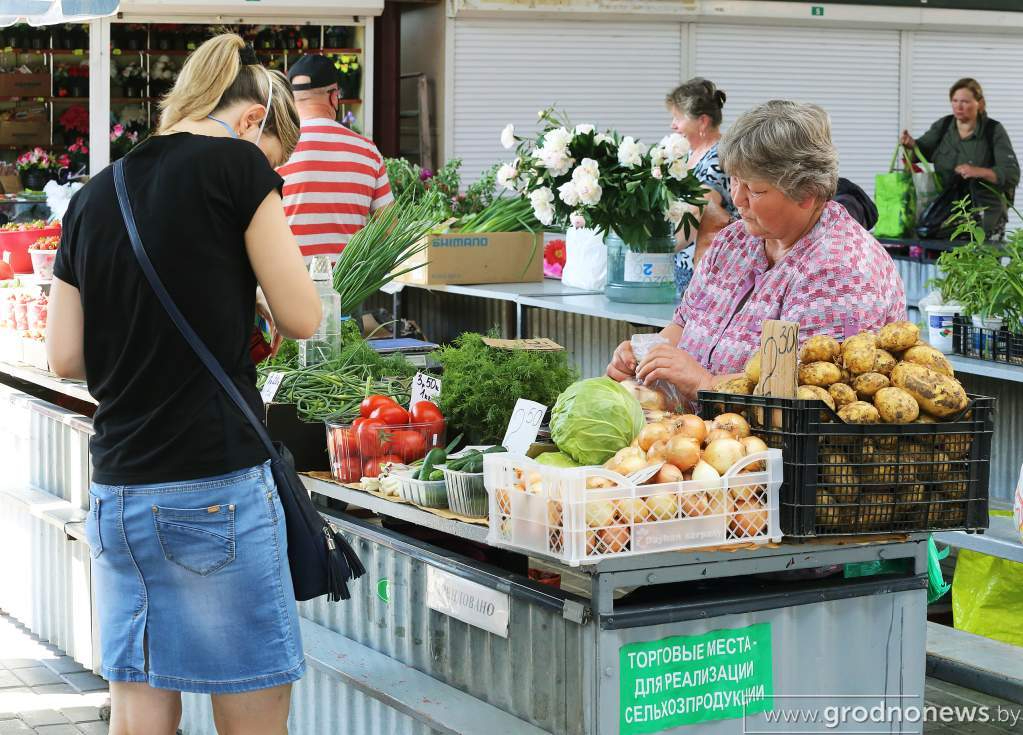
[{"xmin": 1, "ymin": 611, "xmax": 1020, "ymax": 734}]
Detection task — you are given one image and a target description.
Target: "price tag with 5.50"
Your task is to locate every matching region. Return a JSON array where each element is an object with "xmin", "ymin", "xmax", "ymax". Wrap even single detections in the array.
[
  {"xmin": 410, "ymin": 371, "xmax": 441, "ymax": 409},
  {"xmin": 502, "ymin": 399, "xmax": 546, "ymax": 455}
]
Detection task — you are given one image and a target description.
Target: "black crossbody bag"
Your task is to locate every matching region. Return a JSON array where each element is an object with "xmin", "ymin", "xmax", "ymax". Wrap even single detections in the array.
[{"xmin": 112, "ymin": 158, "xmax": 364, "ymax": 602}]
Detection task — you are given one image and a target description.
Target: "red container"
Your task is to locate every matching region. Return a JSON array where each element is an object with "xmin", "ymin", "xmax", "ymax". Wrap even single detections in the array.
[
  {"xmin": 324, "ymin": 418, "xmax": 445, "ymax": 485},
  {"xmin": 0, "ymin": 226, "xmax": 61, "ymax": 274}
]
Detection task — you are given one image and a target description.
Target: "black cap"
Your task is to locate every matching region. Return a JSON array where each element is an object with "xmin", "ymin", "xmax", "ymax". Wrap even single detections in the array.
[{"xmin": 287, "ymin": 54, "xmax": 339, "ymax": 91}]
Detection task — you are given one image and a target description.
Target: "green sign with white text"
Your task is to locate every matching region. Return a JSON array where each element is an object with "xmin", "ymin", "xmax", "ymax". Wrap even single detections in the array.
[{"xmin": 619, "ymin": 623, "xmax": 774, "ymax": 733}]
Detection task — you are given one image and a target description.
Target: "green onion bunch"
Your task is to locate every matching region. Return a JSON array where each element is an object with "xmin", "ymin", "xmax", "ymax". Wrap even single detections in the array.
[{"xmin": 454, "ymin": 195, "xmax": 539, "ymax": 233}]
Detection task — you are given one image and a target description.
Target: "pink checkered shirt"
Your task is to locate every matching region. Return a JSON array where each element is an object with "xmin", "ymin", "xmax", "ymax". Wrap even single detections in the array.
[{"xmin": 675, "ymin": 201, "xmax": 907, "ymax": 377}]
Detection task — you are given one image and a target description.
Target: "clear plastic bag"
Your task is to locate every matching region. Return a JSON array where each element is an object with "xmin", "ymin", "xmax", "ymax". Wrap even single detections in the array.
[{"xmin": 628, "ymin": 334, "xmax": 684, "ymax": 413}]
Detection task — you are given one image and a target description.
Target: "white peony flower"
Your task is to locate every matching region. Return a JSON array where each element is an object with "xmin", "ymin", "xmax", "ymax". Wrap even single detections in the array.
[
  {"xmin": 575, "ymin": 157, "xmax": 599, "ymax": 179},
  {"xmin": 570, "ymin": 212, "xmax": 586, "ymax": 229},
  {"xmin": 668, "ymin": 159, "xmax": 688, "ymax": 181},
  {"xmin": 595, "ymin": 133, "xmax": 615, "ymax": 146},
  {"xmin": 496, "ymin": 162, "xmax": 519, "ymax": 190},
  {"xmin": 650, "ymin": 145, "xmax": 667, "ymax": 167},
  {"xmin": 651, "ymin": 164, "xmax": 663, "ymax": 180},
  {"xmin": 529, "ymin": 187, "xmax": 556, "ymax": 226},
  {"xmin": 558, "ymin": 180, "xmax": 581, "ymax": 207},
  {"xmin": 617, "ymin": 136, "xmax": 649, "ymax": 169},
  {"xmin": 575, "ymin": 177, "xmax": 602, "ymax": 206},
  {"xmin": 661, "ymin": 133, "xmax": 690, "ymax": 162},
  {"xmin": 500, "ymin": 124, "xmax": 516, "ymax": 150},
  {"xmin": 535, "ymin": 145, "xmax": 575, "ymax": 177},
  {"xmin": 544, "ymin": 127, "xmax": 574, "ymax": 152},
  {"xmin": 574, "ymin": 123, "xmax": 596, "ymax": 135},
  {"xmin": 665, "ymin": 199, "xmax": 687, "ymax": 226}
]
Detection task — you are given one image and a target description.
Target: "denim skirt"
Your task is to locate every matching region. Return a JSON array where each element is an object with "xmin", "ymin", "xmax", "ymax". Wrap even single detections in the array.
[{"xmin": 85, "ymin": 462, "xmax": 306, "ymax": 694}]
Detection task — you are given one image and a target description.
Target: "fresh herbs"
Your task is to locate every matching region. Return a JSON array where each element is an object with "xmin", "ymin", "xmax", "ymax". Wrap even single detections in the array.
[
  {"xmin": 929, "ymin": 197, "xmax": 1023, "ymax": 332},
  {"xmin": 434, "ymin": 332, "xmax": 577, "ymax": 445},
  {"xmin": 332, "ymin": 191, "xmax": 441, "ymax": 315},
  {"xmin": 385, "ymin": 157, "xmax": 500, "ymax": 221},
  {"xmin": 453, "ymin": 195, "xmax": 540, "ymax": 233}
]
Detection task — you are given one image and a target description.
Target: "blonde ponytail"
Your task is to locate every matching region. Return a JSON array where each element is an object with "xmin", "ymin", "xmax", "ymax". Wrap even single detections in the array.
[{"xmin": 158, "ymin": 33, "xmax": 301, "ymax": 158}]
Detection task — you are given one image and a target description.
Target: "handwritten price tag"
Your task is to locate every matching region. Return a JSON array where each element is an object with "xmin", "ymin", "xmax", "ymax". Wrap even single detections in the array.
[
  {"xmin": 410, "ymin": 371, "xmax": 441, "ymax": 409},
  {"xmin": 501, "ymin": 399, "xmax": 546, "ymax": 455},
  {"xmin": 260, "ymin": 371, "xmax": 285, "ymax": 404}
]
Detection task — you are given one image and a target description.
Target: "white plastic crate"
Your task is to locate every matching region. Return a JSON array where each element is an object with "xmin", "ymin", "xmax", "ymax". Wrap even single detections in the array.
[{"xmin": 484, "ymin": 449, "xmax": 782, "ymax": 566}]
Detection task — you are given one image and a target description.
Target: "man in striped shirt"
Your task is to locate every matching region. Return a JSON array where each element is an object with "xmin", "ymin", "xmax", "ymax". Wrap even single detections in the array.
[{"xmin": 279, "ymin": 54, "xmax": 393, "ymax": 262}]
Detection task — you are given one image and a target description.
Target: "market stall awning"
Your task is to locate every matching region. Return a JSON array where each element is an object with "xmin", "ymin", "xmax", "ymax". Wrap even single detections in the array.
[{"xmin": 0, "ymin": 0, "xmax": 118, "ymax": 27}]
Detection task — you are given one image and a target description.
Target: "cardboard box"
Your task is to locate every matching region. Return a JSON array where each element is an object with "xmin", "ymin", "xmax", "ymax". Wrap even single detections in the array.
[
  {"xmin": 0, "ymin": 118, "xmax": 49, "ymax": 146},
  {"xmin": 265, "ymin": 401, "xmax": 330, "ymax": 472},
  {"xmin": 0, "ymin": 174, "xmax": 21, "ymax": 194},
  {"xmin": 0, "ymin": 73, "xmax": 50, "ymax": 98},
  {"xmin": 397, "ymin": 231, "xmax": 543, "ymax": 286}
]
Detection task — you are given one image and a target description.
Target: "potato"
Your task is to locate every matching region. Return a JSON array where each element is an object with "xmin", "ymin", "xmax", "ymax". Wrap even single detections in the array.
[
  {"xmin": 844, "ymin": 346, "xmax": 878, "ymax": 376},
  {"xmin": 816, "ymin": 490, "xmax": 847, "ymax": 528},
  {"xmin": 902, "ymin": 345, "xmax": 954, "ymax": 378},
  {"xmin": 874, "ymin": 386, "xmax": 920, "ymax": 424},
  {"xmin": 800, "ymin": 335, "xmax": 841, "ymax": 364},
  {"xmin": 857, "ymin": 491, "xmax": 896, "ymax": 531},
  {"xmin": 859, "ymin": 450, "xmax": 910, "ymax": 486},
  {"xmin": 927, "ymin": 493, "xmax": 964, "ymax": 528},
  {"xmin": 744, "ymin": 350, "xmax": 762, "ymax": 385},
  {"xmin": 873, "ymin": 349, "xmax": 897, "ymax": 376},
  {"xmin": 878, "ymin": 321, "xmax": 921, "ymax": 353},
  {"xmin": 852, "ymin": 372, "xmax": 890, "ymax": 400},
  {"xmin": 820, "ymin": 453, "xmax": 859, "ymax": 499},
  {"xmin": 890, "ymin": 362, "xmax": 969, "ymax": 418},
  {"xmin": 828, "ymin": 382, "xmax": 858, "ymax": 409},
  {"xmin": 895, "ymin": 484, "xmax": 927, "ymax": 521},
  {"xmin": 842, "ymin": 332, "xmax": 878, "ymax": 354},
  {"xmin": 716, "ymin": 376, "xmax": 754, "ymax": 395},
  {"xmin": 917, "ymin": 450, "xmax": 954, "ymax": 483},
  {"xmin": 913, "ymin": 413, "xmax": 938, "ymax": 424},
  {"xmin": 799, "ymin": 361, "xmax": 843, "ymax": 387},
  {"xmin": 838, "ymin": 401, "xmax": 880, "ymax": 424},
  {"xmin": 797, "ymin": 385, "xmax": 836, "ymax": 412}
]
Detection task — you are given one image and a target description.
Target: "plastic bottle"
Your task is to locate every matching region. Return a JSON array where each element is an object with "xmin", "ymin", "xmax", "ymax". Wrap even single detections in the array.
[{"xmin": 299, "ymin": 256, "xmax": 342, "ymax": 367}]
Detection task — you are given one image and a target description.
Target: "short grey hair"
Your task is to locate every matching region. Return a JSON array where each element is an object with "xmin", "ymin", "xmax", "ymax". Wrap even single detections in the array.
[{"xmin": 719, "ymin": 100, "xmax": 839, "ymax": 203}]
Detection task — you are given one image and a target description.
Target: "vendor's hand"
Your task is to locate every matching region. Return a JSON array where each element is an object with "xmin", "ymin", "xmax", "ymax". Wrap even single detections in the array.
[
  {"xmin": 635, "ymin": 344, "xmax": 714, "ymax": 401},
  {"xmin": 900, "ymin": 130, "xmax": 915, "ymax": 148},
  {"xmin": 607, "ymin": 340, "xmax": 637, "ymax": 382},
  {"xmin": 955, "ymin": 164, "xmax": 980, "ymax": 179}
]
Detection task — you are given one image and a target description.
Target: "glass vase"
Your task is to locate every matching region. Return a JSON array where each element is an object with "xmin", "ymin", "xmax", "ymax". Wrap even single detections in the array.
[{"xmin": 604, "ymin": 232, "xmax": 677, "ymax": 304}]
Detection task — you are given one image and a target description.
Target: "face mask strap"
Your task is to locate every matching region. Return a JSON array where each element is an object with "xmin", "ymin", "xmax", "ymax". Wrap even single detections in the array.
[{"xmin": 255, "ymin": 68, "xmax": 274, "ymax": 146}]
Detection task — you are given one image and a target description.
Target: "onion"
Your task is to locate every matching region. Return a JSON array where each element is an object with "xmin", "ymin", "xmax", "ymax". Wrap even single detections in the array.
[
  {"xmin": 705, "ymin": 428, "xmax": 736, "ymax": 444},
  {"xmin": 586, "ymin": 477, "xmax": 615, "ymax": 490},
  {"xmin": 653, "ymin": 463, "xmax": 684, "ymax": 485},
  {"xmin": 616, "ymin": 497, "xmax": 647, "ymax": 523},
  {"xmin": 682, "ymin": 469, "xmax": 694, "ymax": 481},
  {"xmin": 704, "ymin": 419, "xmax": 716, "ymax": 436},
  {"xmin": 637, "ymin": 422, "xmax": 671, "ymax": 452},
  {"xmin": 676, "ymin": 414, "xmax": 708, "ymax": 444},
  {"xmin": 617, "ymin": 454, "xmax": 649, "ymax": 477},
  {"xmin": 714, "ymin": 412, "xmax": 751, "ymax": 439},
  {"xmin": 646, "ymin": 493, "xmax": 678, "ymax": 521},
  {"xmin": 680, "ymin": 490, "xmax": 710, "ymax": 518},
  {"xmin": 703, "ymin": 438, "xmax": 747, "ymax": 475},
  {"xmin": 547, "ymin": 499, "xmax": 563, "ymax": 526},
  {"xmin": 729, "ymin": 499, "xmax": 769, "ymax": 537},
  {"xmin": 740, "ymin": 436, "xmax": 769, "ymax": 471},
  {"xmin": 646, "ymin": 440, "xmax": 669, "ymax": 463},
  {"xmin": 599, "ymin": 525, "xmax": 631, "ymax": 553},
  {"xmin": 496, "ymin": 487, "xmax": 511, "ymax": 514},
  {"xmin": 691, "ymin": 460, "xmax": 721, "ymax": 483},
  {"xmin": 666, "ymin": 435, "xmax": 701, "ymax": 471},
  {"xmin": 586, "ymin": 499, "xmax": 616, "ymax": 528},
  {"xmin": 636, "ymin": 385, "xmax": 667, "ymax": 411}
]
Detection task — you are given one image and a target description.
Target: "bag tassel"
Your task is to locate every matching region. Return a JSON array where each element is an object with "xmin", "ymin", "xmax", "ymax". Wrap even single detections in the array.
[{"xmin": 322, "ymin": 524, "xmax": 366, "ymax": 602}]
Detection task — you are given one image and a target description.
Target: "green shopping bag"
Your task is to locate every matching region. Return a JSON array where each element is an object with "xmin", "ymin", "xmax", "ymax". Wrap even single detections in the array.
[{"xmin": 873, "ymin": 144, "xmax": 915, "ymax": 238}]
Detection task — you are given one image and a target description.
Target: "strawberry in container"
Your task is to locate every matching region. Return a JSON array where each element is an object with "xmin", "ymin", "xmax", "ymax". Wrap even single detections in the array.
[
  {"xmin": 0, "ymin": 293, "xmax": 16, "ymax": 330},
  {"xmin": 13, "ymin": 293, "xmax": 33, "ymax": 331},
  {"xmin": 27, "ymin": 294, "xmax": 47, "ymax": 331},
  {"xmin": 27, "ymin": 235, "xmax": 60, "ymax": 282}
]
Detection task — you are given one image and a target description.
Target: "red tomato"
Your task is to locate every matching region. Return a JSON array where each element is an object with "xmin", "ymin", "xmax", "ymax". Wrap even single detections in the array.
[
  {"xmin": 0, "ymin": 261, "xmax": 14, "ymax": 281},
  {"xmin": 334, "ymin": 457, "xmax": 362, "ymax": 483},
  {"xmin": 360, "ymin": 395, "xmax": 399, "ymax": 419},
  {"xmin": 330, "ymin": 427, "xmax": 357, "ymax": 460},
  {"xmin": 354, "ymin": 419, "xmax": 386, "ymax": 457},
  {"xmin": 369, "ymin": 403, "xmax": 411, "ymax": 426},
  {"xmin": 389, "ymin": 430, "xmax": 427, "ymax": 463},
  {"xmin": 410, "ymin": 401, "xmax": 445, "ymax": 439}
]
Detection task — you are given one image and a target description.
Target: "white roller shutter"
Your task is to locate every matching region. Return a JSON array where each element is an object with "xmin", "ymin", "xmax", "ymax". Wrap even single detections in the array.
[
  {"xmin": 693, "ymin": 25, "xmax": 901, "ymax": 200},
  {"xmin": 911, "ymin": 32, "xmax": 1023, "ymax": 229},
  {"xmin": 451, "ymin": 19, "xmax": 683, "ymax": 182}
]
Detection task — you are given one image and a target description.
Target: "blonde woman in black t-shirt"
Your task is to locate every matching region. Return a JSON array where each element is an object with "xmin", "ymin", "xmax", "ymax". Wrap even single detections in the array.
[{"xmin": 48, "ymin": 34, "xmax": 321, "ymax": 735}]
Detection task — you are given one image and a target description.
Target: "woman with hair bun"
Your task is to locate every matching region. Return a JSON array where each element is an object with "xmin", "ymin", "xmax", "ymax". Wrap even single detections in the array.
[
  {"xmin": 47, "ymin": 33, "xmax": 320, "ymax": 734},
  {"xmin": 665, "ymin": 78, "xmax": 738, "ymax": 294}
]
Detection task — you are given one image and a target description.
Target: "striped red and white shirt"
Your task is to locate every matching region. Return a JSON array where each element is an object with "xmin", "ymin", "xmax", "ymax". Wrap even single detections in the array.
[{"xmin": 278, "ymin": 117, "xmax": 393, "ymax": 261}]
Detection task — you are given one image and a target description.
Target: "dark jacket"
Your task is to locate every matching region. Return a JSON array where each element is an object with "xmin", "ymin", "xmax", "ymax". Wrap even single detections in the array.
[{"xmin": 833, "ymin": 178, "xmax": 878, "ymax": 231}]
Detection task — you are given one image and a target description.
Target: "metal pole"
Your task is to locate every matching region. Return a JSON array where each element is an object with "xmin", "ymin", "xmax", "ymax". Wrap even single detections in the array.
[{"xmin": 88, "ymin": 18, "xmax": 111, "ymax": 175}]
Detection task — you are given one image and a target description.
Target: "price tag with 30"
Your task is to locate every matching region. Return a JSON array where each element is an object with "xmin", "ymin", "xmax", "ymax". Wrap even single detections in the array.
[
  {"xmin": 502, "ymin": 399, "xmax": 547, "ymax": 455},
  {"xmin": 410, "ymin": 371, "xmax": 441, "ymax": 409}
]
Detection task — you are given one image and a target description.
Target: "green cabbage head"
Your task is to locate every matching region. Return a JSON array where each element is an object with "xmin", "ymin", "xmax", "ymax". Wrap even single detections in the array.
[
  {"xmin": 534, "ymin": 451, "xmax": 581, "ymax": 468},
  {"xmin": 550, "ymin": 377, "xmax": 645, "ymax": 465}
]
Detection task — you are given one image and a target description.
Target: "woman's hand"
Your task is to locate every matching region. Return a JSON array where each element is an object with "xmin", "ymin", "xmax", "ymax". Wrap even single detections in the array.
[
  {"xmin": 955, "ymin": 164, "xmax": 997, "ymax": 183},
  {"xmin": 900, "ymin": 130, "xmax": 915, "ymax": 148},
  {"xmin": 255, "ymin": 287, "xmax": 284, "ymax": 357},
  {"xmin": 635, "ymin": 343, "xmax": 715, "ymax": 401},
  {"xmin": 606, "ymin": 340, "xmax": 637, "ymax": 382}
]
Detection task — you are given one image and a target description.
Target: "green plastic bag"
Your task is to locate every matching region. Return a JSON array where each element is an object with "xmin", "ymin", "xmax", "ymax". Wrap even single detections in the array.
[
  {"xmin": 843, "ymin": 536, "xmax": 949, "ymax": 605},
  {"xmin": 952, "ymin": 535, "xmax": 1023, "ymax": 647},
  {"xmin": 873, "ymin": 145, "xmax": 915, "ymax": 238}
]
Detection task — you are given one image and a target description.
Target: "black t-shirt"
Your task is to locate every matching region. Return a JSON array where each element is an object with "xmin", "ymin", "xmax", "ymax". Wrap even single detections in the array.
[{"xmin": 54, "ymin": 133, "xmax": 282, "ymax": 485}]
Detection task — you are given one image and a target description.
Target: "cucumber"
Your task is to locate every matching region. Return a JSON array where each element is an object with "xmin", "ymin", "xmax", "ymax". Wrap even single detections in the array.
[
  {"xmin": 428, "ymin": 469, "xmax": 444, "ymax": 481},
  {"xmin": 417, "ymin": 448, "xmax": 447, "ymax": 480}
]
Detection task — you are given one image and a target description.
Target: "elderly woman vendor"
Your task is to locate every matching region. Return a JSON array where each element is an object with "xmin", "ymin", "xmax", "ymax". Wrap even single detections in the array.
[{"xmin": 607, "ymin": 100, "xmax": 906, "ymax": 399}]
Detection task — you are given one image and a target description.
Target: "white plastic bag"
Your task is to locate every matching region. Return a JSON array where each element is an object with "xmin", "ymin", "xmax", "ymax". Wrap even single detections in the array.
[
  {"xmin": 43, "ymin": 180, "xmax": 83, "ymax": 223},
  {"xmin": 628, "ymin": 333, "xmax": 684, "ymax": 412},
  {"xmin": 561, "ymin": 226, "xmax": 607, "ymax": 291}
]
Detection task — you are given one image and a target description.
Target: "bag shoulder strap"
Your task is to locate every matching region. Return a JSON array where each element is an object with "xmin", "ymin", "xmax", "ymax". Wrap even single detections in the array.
[
  {"xmin": 939, "ymin": 114, "xmax": 954, "ymax": 142},
  {"xmin": 112, "ymin": 158, "xmax": 280, "ymax": 463}
]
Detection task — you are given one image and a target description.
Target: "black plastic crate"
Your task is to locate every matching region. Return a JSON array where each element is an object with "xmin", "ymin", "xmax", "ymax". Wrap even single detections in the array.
[
  {"xmin": 698, "ymin": 391, "xmax": 993, "ymax": 538},
  {"xmin": 952, "ymin": 315, "xmax": 1023, "ymax": 365}
]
